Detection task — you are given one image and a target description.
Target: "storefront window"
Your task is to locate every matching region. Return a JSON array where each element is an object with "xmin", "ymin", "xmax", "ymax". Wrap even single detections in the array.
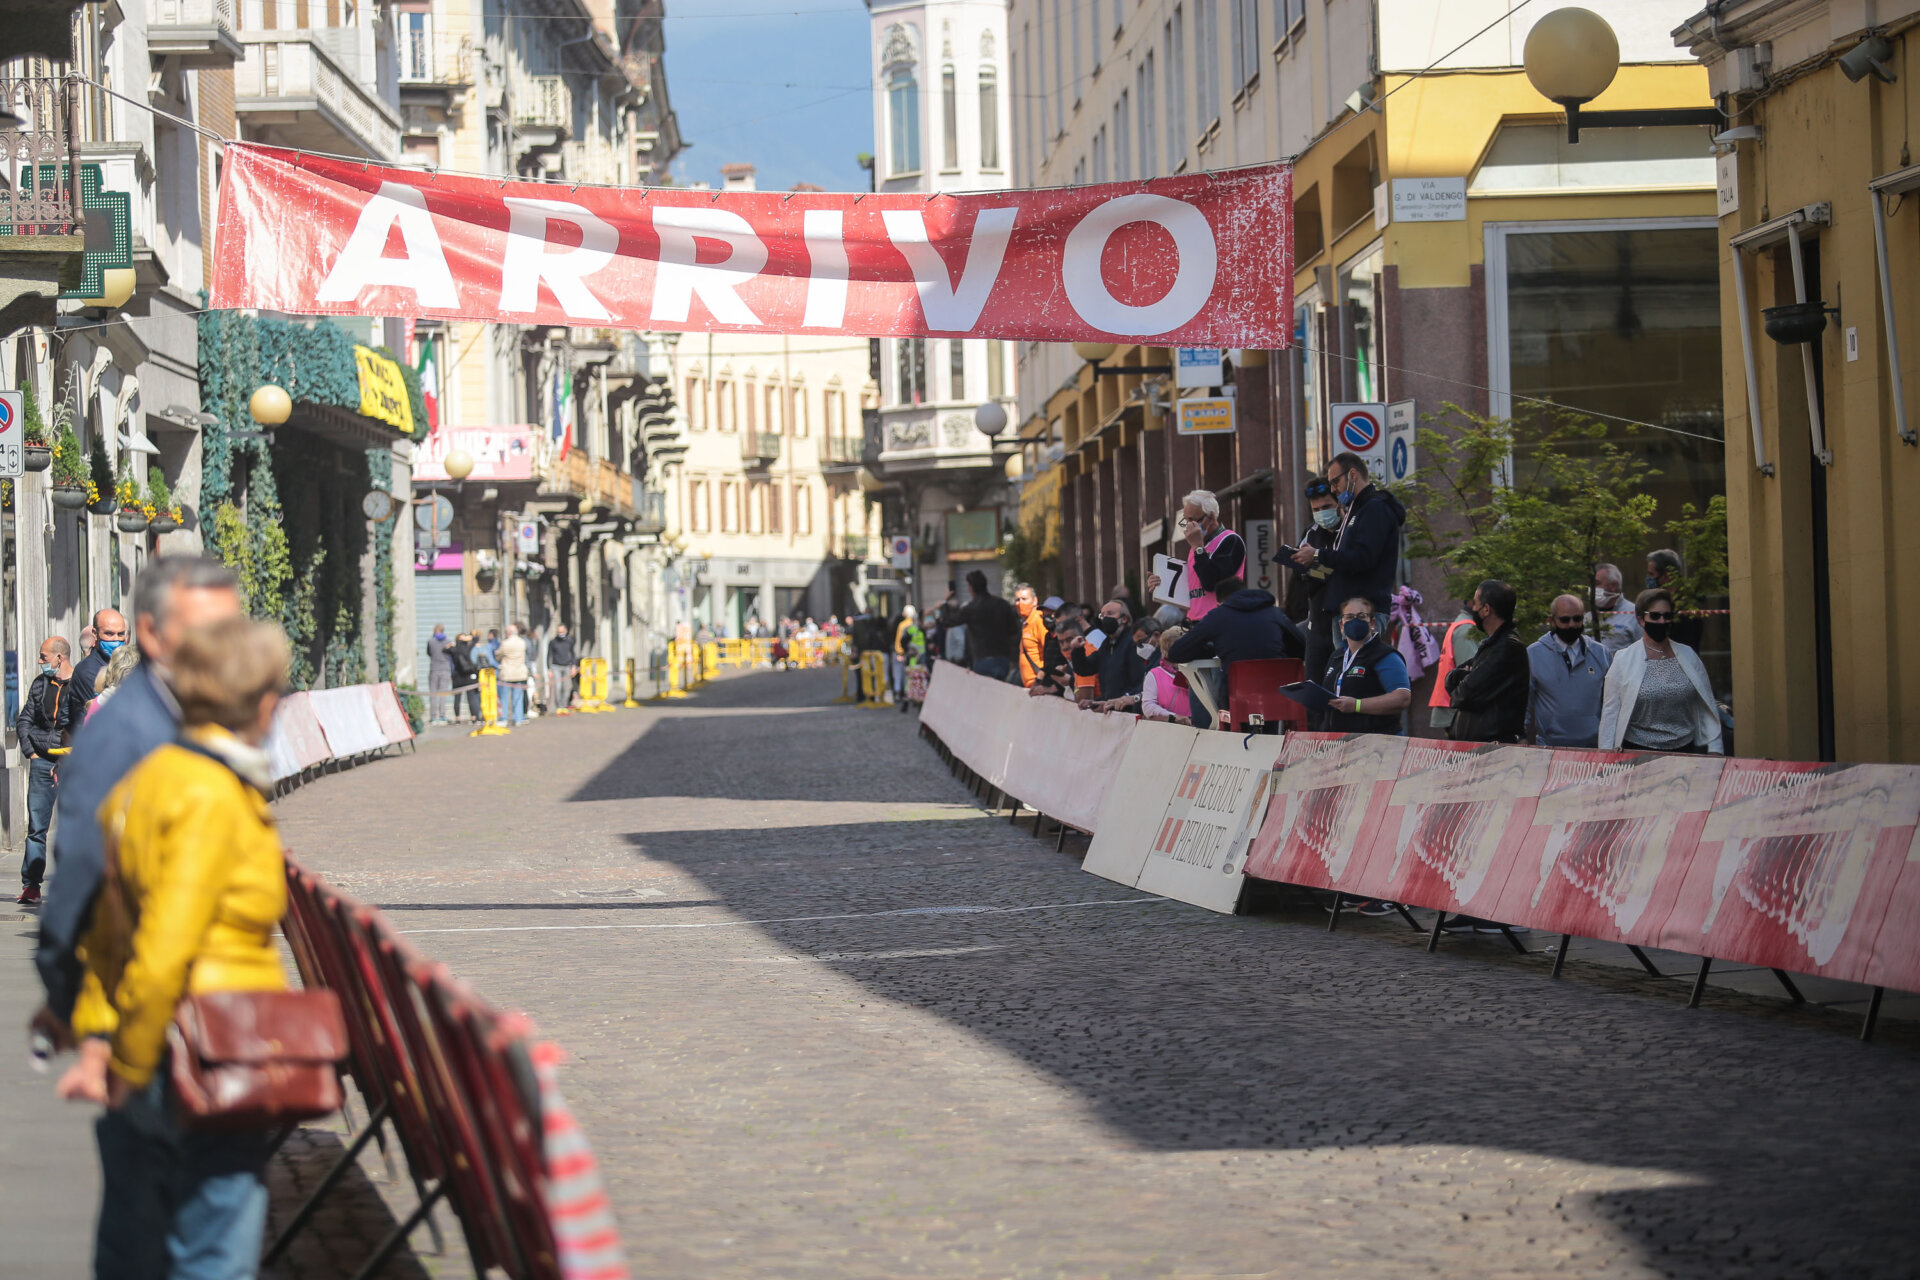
[
  {"xmin": 1293, "ymin": 295, "xmax": 1323, "ymax": 480},
  {"xmin": 1496, "ymin": 222, "xmax": 1726, "ymax": 686},
  {"xmin": 1336, "ymin": 244, "xmax": 1383, "ymax": 404}
]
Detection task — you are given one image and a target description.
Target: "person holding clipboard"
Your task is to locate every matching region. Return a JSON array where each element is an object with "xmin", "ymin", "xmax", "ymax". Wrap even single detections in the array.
[{"xmin": 1281, "ymin": 596, "xmax": 1410, "ymax": 734}]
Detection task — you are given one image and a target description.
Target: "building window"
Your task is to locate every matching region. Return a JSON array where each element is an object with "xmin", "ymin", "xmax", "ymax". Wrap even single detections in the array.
[
  {"xmin": 1166, "ymin": 11, "xmax": 1185, "ymax": 168},
  {"xmin": 688, "ymin": 479, "xmax": 708, "ymax": 532},
  {"xmin": 1114, "ymin": 92, "xmax": 1129, "ymax": 182},
  {"xmin": 987, "ymin": 340, "xmax": 1006, "ymax": 399},
  {"xmin": 1092, "ymin": 124, "xmax": 1107, "ymax": 184},
  {"xmin": 685, "ymin": 376, "xmax": 704, "ymax": 431},
  {"xmin": 1138, "ymin": 52, "xmax": 1156, "ymax": 178},
  {"xmin": 1275, "ymin": 0, "xmax": 1304, "ymax": 41},
  {"xmin": 1069, "ymin": 0, "xmax": 1081, "ymax": 96},
  {"xmin": 978, "ymin": 66, "xmax": 1000, "ymax": 170},
  {"xmin": 1196, "ymin": 0, "xmax": 1220, "ymax": 127},
  {"xmin": 949, "ymin": 340, "xmax": 966, "ymax": 400},
  {"xmin": 398, "ymin": 5, "xmax": 430, "ymax": 81},
  {"xmin": 941, "ymin": 65, "xmax": 959, "ymax": 170},
  {"xmin": 1336, "ymin": 244, "xmax": 1383, "ymax": 403},
  {"xmin": 796, "ymin": 483, "xmax": 812, "ymax": 535},
  {"xmin": 1051, "ymin": 0, "xmax": 1065, "ymax": 135},
  {"xmin": 889, "ymin": 67, "xmax": 921, "ymax": 175},
  {"xmin": 765, "ymin": 381, "xmax": 782, "ymax": 434},
  {"xmin": 715, "ymin": 378, "xmax": 732, "ymax": 431},
  {"xmin": 792, "ymin": 383, "xmax": 808, "ymax": 436},
  {"xmin": 896, "ymin": 337, "xmax": 927, "ymax": 406},
  {"xmin": 1231, "ymin": 0, "xmax": 1259, "ymax": 90},
  {"xmin": 747, "ymin": 481, "xmax": 764, "ymax": 535},
  {"xmin": 722, "ymin": 481, "xmax": 740, "ymax": 532},
  {"xmin": 766, "ymin": 482, "xmax": 783, "ymax": 534},
  {"xmin": 744, "ymin": 375, "xmax": 758, "ymax": 432}
]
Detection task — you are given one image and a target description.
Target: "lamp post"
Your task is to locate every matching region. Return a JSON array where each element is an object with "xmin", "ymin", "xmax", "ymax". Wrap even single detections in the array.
[{"xmin": 1522, "ymin": 7, "xmax": 1721, "ymax": 142}]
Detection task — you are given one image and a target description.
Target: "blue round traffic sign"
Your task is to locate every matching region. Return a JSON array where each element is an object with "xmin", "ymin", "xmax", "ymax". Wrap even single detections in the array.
[{"xmin": 1338, "ymin": 410, "xmax": 1381, "ymax": 452}]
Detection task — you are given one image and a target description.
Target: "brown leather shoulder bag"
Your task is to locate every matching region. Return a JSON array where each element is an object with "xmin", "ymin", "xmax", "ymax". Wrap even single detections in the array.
[{"xmin": 102, "ymin": 762, "xmax": 348, "ymax": 1132}]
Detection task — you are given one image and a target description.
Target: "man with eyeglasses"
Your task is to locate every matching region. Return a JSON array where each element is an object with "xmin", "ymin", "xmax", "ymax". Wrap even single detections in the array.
[
  {"xmin": 1527, "ymin": 593, "xmax": 1613, "ymax": 748},
  {"xmin": 1284, "ymin": 476, "xmax": 1343, "ymax": 711},
  {"xmin": 1290, "ymin": 454, "xmax": 1405, "ymax": 705}
]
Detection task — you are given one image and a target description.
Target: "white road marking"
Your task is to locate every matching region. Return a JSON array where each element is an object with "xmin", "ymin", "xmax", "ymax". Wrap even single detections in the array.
[{"xmin": 392, "ymin": 896, "xmax": 1169, "ymax": 936}]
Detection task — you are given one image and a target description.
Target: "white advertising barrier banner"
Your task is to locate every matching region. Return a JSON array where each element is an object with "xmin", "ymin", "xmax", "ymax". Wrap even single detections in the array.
[
  {"xmin": 267, "ymin": 692, "xmax": 334, "ymax": 782},
  {"xmin": 308, "ymin": 686, "xmax": 389, "ymax": 759},
  {"xmin": 1002, "ymin": 693, "xmax": 1137, "ymax": 834},
  {"xmin": 1131, "ymin": 730, "xmax": 1288, "ymax": 914},
  {"xmin": 921, "ymin": 661, "xmax": 1019, "ymax": 791},
  {"xmin": 370, "ymin": 682, "xmax": 416, "ymax": 747},
  {"xmin": 1083, "ymin": 719, "xmax": 1206, "ymax": 889}
]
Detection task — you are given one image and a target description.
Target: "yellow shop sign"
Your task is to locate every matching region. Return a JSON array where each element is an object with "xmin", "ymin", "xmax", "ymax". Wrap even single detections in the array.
[{"xmin": 354, "ymin": 345, "xmax": 415, "ymax": 435}]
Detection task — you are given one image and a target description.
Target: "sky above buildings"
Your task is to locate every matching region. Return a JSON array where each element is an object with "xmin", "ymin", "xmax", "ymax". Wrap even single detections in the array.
[{"xmin": 665, "ymin": 1, "xmax": 875, "ymax": 193}]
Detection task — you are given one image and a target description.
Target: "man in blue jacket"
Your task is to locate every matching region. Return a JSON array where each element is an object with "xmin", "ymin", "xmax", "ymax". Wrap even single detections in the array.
[
  {"xmin": 1290, "ymin": 451, "xmax": 1406, "ymax": 613},
  {"xmin": 1166, "ymin": 579, "xmax": 1305, "ymax": 725}
]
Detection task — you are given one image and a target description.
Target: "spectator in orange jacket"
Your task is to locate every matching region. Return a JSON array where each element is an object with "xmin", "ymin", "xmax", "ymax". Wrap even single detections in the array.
[{"xmin": 1013, "ymin": 584, "xmax": 1054, "ymax": 686}]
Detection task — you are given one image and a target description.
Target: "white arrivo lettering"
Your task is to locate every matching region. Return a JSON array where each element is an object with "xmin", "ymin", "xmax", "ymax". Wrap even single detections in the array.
[
  {"xmin": 801, "ymin": 209, "xmax": 849, "ymax": 329},
  {"xmin": 651, "ymin": 207, "xmax": 767, "ymax": 326},
  {"xmin": 881, "ymin": 206, "xmax": 1017, "ymax": 332},
  {"xmin": 315, "ymin": 182, "xmax": 457, "ymax": 308},
  {"xmin": 499, "ymin": 198, "xmax": 618, "ymax": 321},
  {"xmin": 1060, "ymin": 194, "xmax": 1216, "ymax": 335}
]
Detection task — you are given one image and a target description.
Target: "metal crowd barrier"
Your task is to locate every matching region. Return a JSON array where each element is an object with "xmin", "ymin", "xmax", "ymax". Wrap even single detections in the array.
[{"xmin": 277, "ymin": 858, "xmax": 626, "ymax": 1280}]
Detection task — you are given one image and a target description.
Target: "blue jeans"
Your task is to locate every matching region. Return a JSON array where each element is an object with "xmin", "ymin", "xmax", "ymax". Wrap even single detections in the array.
[
  {"xmin": 94, "ymin": 1070, "xmax": 272, "ymax": 1280},
  {"xmin": 973, "ymin": 656, "xmax": 1013, "ymax": 682},
  {"xmin": 504, "ymin": 682, "xmax": 527, "ymax": 724},
  {"xmin": 23, "ymin": 756, "xmax": 55, "ymax": 886}
]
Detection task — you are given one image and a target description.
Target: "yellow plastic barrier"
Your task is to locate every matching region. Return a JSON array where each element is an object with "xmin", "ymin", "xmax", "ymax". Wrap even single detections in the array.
[
  {"xmin": 857, "ymin": 650, "xmax": 889, "ymax": 709},
  {"xmin": 470, "ymin": 668, "xmax": 510, "ymax": 736},
  {"xmin": 655, "ymin": 640, "xmax": 692, "ymax": 699},
  {"xmin": 831, "ymin": 645, "xmax": 858, "ymax": 703},
  {"xmin": 623, "ymin": 656, "xmax": 640, "ymax": 707},
  {"xmin": 700, "ymin": 641, "xmax": 719, "ymax": 682},
  {"xmin": 578, "ymin": 657, "xmax": 616, "ymax": 713}
]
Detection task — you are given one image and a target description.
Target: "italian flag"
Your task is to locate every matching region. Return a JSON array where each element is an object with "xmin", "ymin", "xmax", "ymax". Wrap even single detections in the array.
[
  {"xmin": 556, "ymin": 371, "xmax": 574, "ymax": 460},
  {"xmin": 414, "ymin": 336, "xmax": 440, "ymax": 438}
]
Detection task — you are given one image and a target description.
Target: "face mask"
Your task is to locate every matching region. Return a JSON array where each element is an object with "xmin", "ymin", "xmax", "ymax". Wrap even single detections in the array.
[
  {"xmin": 1554, "ymin": 625, "xmax": 1585, "ymax": 645},
  {"xmin": 1313, "ymin": 508, "xmax": 1340, "ymax": 530},
  {"xmin": 39, "ymin": 662, "xmax": 56, "ymax": 676},
  {"xmin": 97, "ymin": 639, "xmax": 123, "ymax": 657},
  {"xmin": 1642, "ymin": 620, "xmax": 1671, "ymax": 643},
  {"xmin": 1593, "ymin": 589, "xmax": 1618, "ymax": 609},
  {"xmin": 1646, "ymin": 574, "xmax": 1660, "ymax": 589},
  {"xmin": 1137, "ymin": 642, "xmax": 1157, "ymax": 661},
  {"xmin": 1342, "ymin": 617, "xmax": 1372, "ymax": 642},
  {"xmin": 1337, "ymin": 490, "xmax": 1354, "ymax": 507}
]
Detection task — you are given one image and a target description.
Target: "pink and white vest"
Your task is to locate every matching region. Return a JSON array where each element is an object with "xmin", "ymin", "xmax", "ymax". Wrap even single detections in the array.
[
  {"xmin": 1145, "ymin": 665, "xmax": 1192, "ymax": 722},
  {"xmin": 1183, "ymin": 526, "xmax": 1239, "ymax": 621}
]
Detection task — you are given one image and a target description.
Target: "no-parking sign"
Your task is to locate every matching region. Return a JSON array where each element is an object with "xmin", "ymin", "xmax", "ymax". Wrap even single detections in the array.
[
  {"xmin": 888, "ymin": 535, "xmax": 913, "ymax": 569},
  {"xmin": 0, "ymin": 391, "xmax": 21, "ymax": 478},
  {"xmin": 1329, "ymin": 402, "xmax": 1387, "ymax": 476}
]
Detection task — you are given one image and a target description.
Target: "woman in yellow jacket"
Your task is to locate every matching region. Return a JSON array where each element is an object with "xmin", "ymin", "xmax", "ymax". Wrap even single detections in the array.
[{"xmin": 57, "ymin": 615, "xmax": 292, "ymax": 1280}]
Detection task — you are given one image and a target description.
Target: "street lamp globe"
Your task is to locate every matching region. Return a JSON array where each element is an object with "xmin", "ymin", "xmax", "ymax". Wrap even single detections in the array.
[
  {"xmin": 443, "ymin": 448, "xmax": 476, "ymax": 482},
  {"xmin": 974, "ymin": 400, "xmax": 1009, "ymax": 437},
  {"xmin": 249, "ymin": 384, "xmax": 293, "ymax": 426},
  {"xmin": 1522, "ymin": 7, "xmax": 1619, "ymax": 106},
  {"xmin": 1072, "ymin": 342, "xmax": 1117, "ymax": 364}
]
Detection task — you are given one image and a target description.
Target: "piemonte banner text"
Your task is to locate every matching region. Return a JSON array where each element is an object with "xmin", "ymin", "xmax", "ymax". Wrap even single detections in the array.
[{"xmin": 211, "ymin": 144, "xmax": 1295, "ymax": 347}]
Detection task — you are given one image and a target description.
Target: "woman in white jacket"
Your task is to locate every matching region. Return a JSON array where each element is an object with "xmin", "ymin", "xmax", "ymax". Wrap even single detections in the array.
[{"xmin": 1596, "ymin": 588, "xmax": 1723, "ymax": 754}]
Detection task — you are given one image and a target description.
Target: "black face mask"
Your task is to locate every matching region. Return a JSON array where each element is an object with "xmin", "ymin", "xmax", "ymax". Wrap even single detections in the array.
[
  {"xmin": 1642, "ymin": 620, "xmax": 1672, "ymax": 643},
  {"xmin": 1553, "ymin": 624, "xmax": 1584, "ymax": 645}
]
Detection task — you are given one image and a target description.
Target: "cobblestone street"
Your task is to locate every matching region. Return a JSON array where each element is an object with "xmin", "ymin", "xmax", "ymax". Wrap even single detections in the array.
[{"xmin": 256, "ymin": 668, "xmax": 1920, "ymax": 1279}]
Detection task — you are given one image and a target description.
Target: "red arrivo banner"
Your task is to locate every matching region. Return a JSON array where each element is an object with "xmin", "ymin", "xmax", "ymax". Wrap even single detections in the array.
[{"xmin": 211, "ymin": 144, "xmax": 1294, "ymax": 346}]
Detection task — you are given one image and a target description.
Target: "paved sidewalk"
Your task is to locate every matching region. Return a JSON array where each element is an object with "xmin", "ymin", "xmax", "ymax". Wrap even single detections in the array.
[{"xmin": 253, "ymin": 668, "xmax": 1920, "ymax": 1280}]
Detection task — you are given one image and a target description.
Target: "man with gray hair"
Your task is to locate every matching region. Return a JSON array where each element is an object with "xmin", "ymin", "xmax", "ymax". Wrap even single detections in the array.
[
  {"xmin": 1591, "ymin": 562, "xmax": 1641, "ymax": 651},
  {"xmin": 1146, "ymin": 488, "xmax": 1244, "ymax": 623},
  {"xmin": 34, "ymin": 555, "xmax": 242, "ymax": 1029}
]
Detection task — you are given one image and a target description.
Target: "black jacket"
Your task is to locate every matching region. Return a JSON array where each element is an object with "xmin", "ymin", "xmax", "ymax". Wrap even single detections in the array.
[
  {"xmin": 448, "ymin": 640, "xmax": 478, "ymax": 683},
  {"xmin": 1321, "ymin": 633, "xmax": 1404, "ymax": 735},
  {"xmin": 548, "ymin": 634, "xmax": 577, "ymax": 667},
  {"xmin": 1319, "ymin": 485, "xmax": 1405, "ymax": 612},
  {"xmin": 1443, "ymin": 624, "xmax": 1529, "ymax": 743},
  {"xmin": 16, "ymin": 671, "xmax": 76, "ymax": 758},
  {"xmin": 959, "ymin": 591, "xmax": 1021, "ymax": 662},
  {"xmin": 69, "ymin": 649, "xmax": 108, "ymax": 705},
  {"xmin": 1071, "ymin": 631, "xmax": 1150, "ymax": 700},
  {"xmin": 1167, "ymin": 589, "xmax": 1305, "ymax": 669},
  {"xmin": 1283, "ymin": 522, "xmax": 1339, "ymax": 622},
  {"xmin": 1187, "ymin": 527, "xmax": 1246, "ymax": 597}
]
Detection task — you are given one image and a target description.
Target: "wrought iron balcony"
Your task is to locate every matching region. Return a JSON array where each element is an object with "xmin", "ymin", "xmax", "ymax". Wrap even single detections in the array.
[
  {"xmin": 514, "ymin": 75, "xmax": 571, "ymax": 132},
  {"xmin": 740, "ymin": 431, "xmax": 781, "ymax": 466},
  {"xmin": 399, "ymin": 32, "xmax": 474, "ymax": 89},
  {"xmin": 0, "ymin": 70, "xmax": 80, "ymax": 235},
  {"xmin": 148, "ymin": 0, "xmax": 243, "ymax": 66},
  {"xmin": 819, "ymin": 435, "xmax": 862, "ymax": 468}
]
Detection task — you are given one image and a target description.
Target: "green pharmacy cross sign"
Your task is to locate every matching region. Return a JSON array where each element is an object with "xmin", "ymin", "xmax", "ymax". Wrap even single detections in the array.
[{"xmin": 1, "ymin": 162, "xmax": 134, "ymax": 298}]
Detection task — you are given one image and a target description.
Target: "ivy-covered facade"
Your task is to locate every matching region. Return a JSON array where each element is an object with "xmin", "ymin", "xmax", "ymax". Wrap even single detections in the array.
[{"xmin": 196, "ymin": 310, "xmax": 421, "ymax": 690}]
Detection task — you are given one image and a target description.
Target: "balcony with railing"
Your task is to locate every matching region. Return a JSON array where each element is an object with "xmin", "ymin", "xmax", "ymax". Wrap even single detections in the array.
[
  {"xmin": 819, "ymin": 435, "xmax": 862, "ymax": 469},
  {"xmin": 398, "ymin": 30, "xmax": 473, "ymax": 92},
  {"xmin": 633, "ymin": 490, "xmax": 667, "ymax": 535},
  {"xmin": 740, "ymin": 431, "xmax": 781, "ymax": 467},
  {"xmin": 514, "ymin": 75, "xmax": 571, "ymax": 132},
  {"xmin": 148, "ymin": 0, "xmax": 242, "ymax": 65},
  {"xmin": 234, "ymin": 27, "xmax": 401, "ymax": 161},
  {"xmin": 535, "ymin": 444, "xmax": 634, "ymax": 516},
  {"xmin": 840, "ymin": 534, "xmax": 871, "ymax": 562}
]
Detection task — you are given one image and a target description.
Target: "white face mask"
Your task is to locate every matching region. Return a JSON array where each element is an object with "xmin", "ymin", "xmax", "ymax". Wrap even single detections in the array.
[
  {"xmin": 1313, "ymin": 508, "xmax": 1340, "ymax": 530},
  {"xmin": 1137, "ymin": 642, "xmax": 1157, "ymax": 661}
]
